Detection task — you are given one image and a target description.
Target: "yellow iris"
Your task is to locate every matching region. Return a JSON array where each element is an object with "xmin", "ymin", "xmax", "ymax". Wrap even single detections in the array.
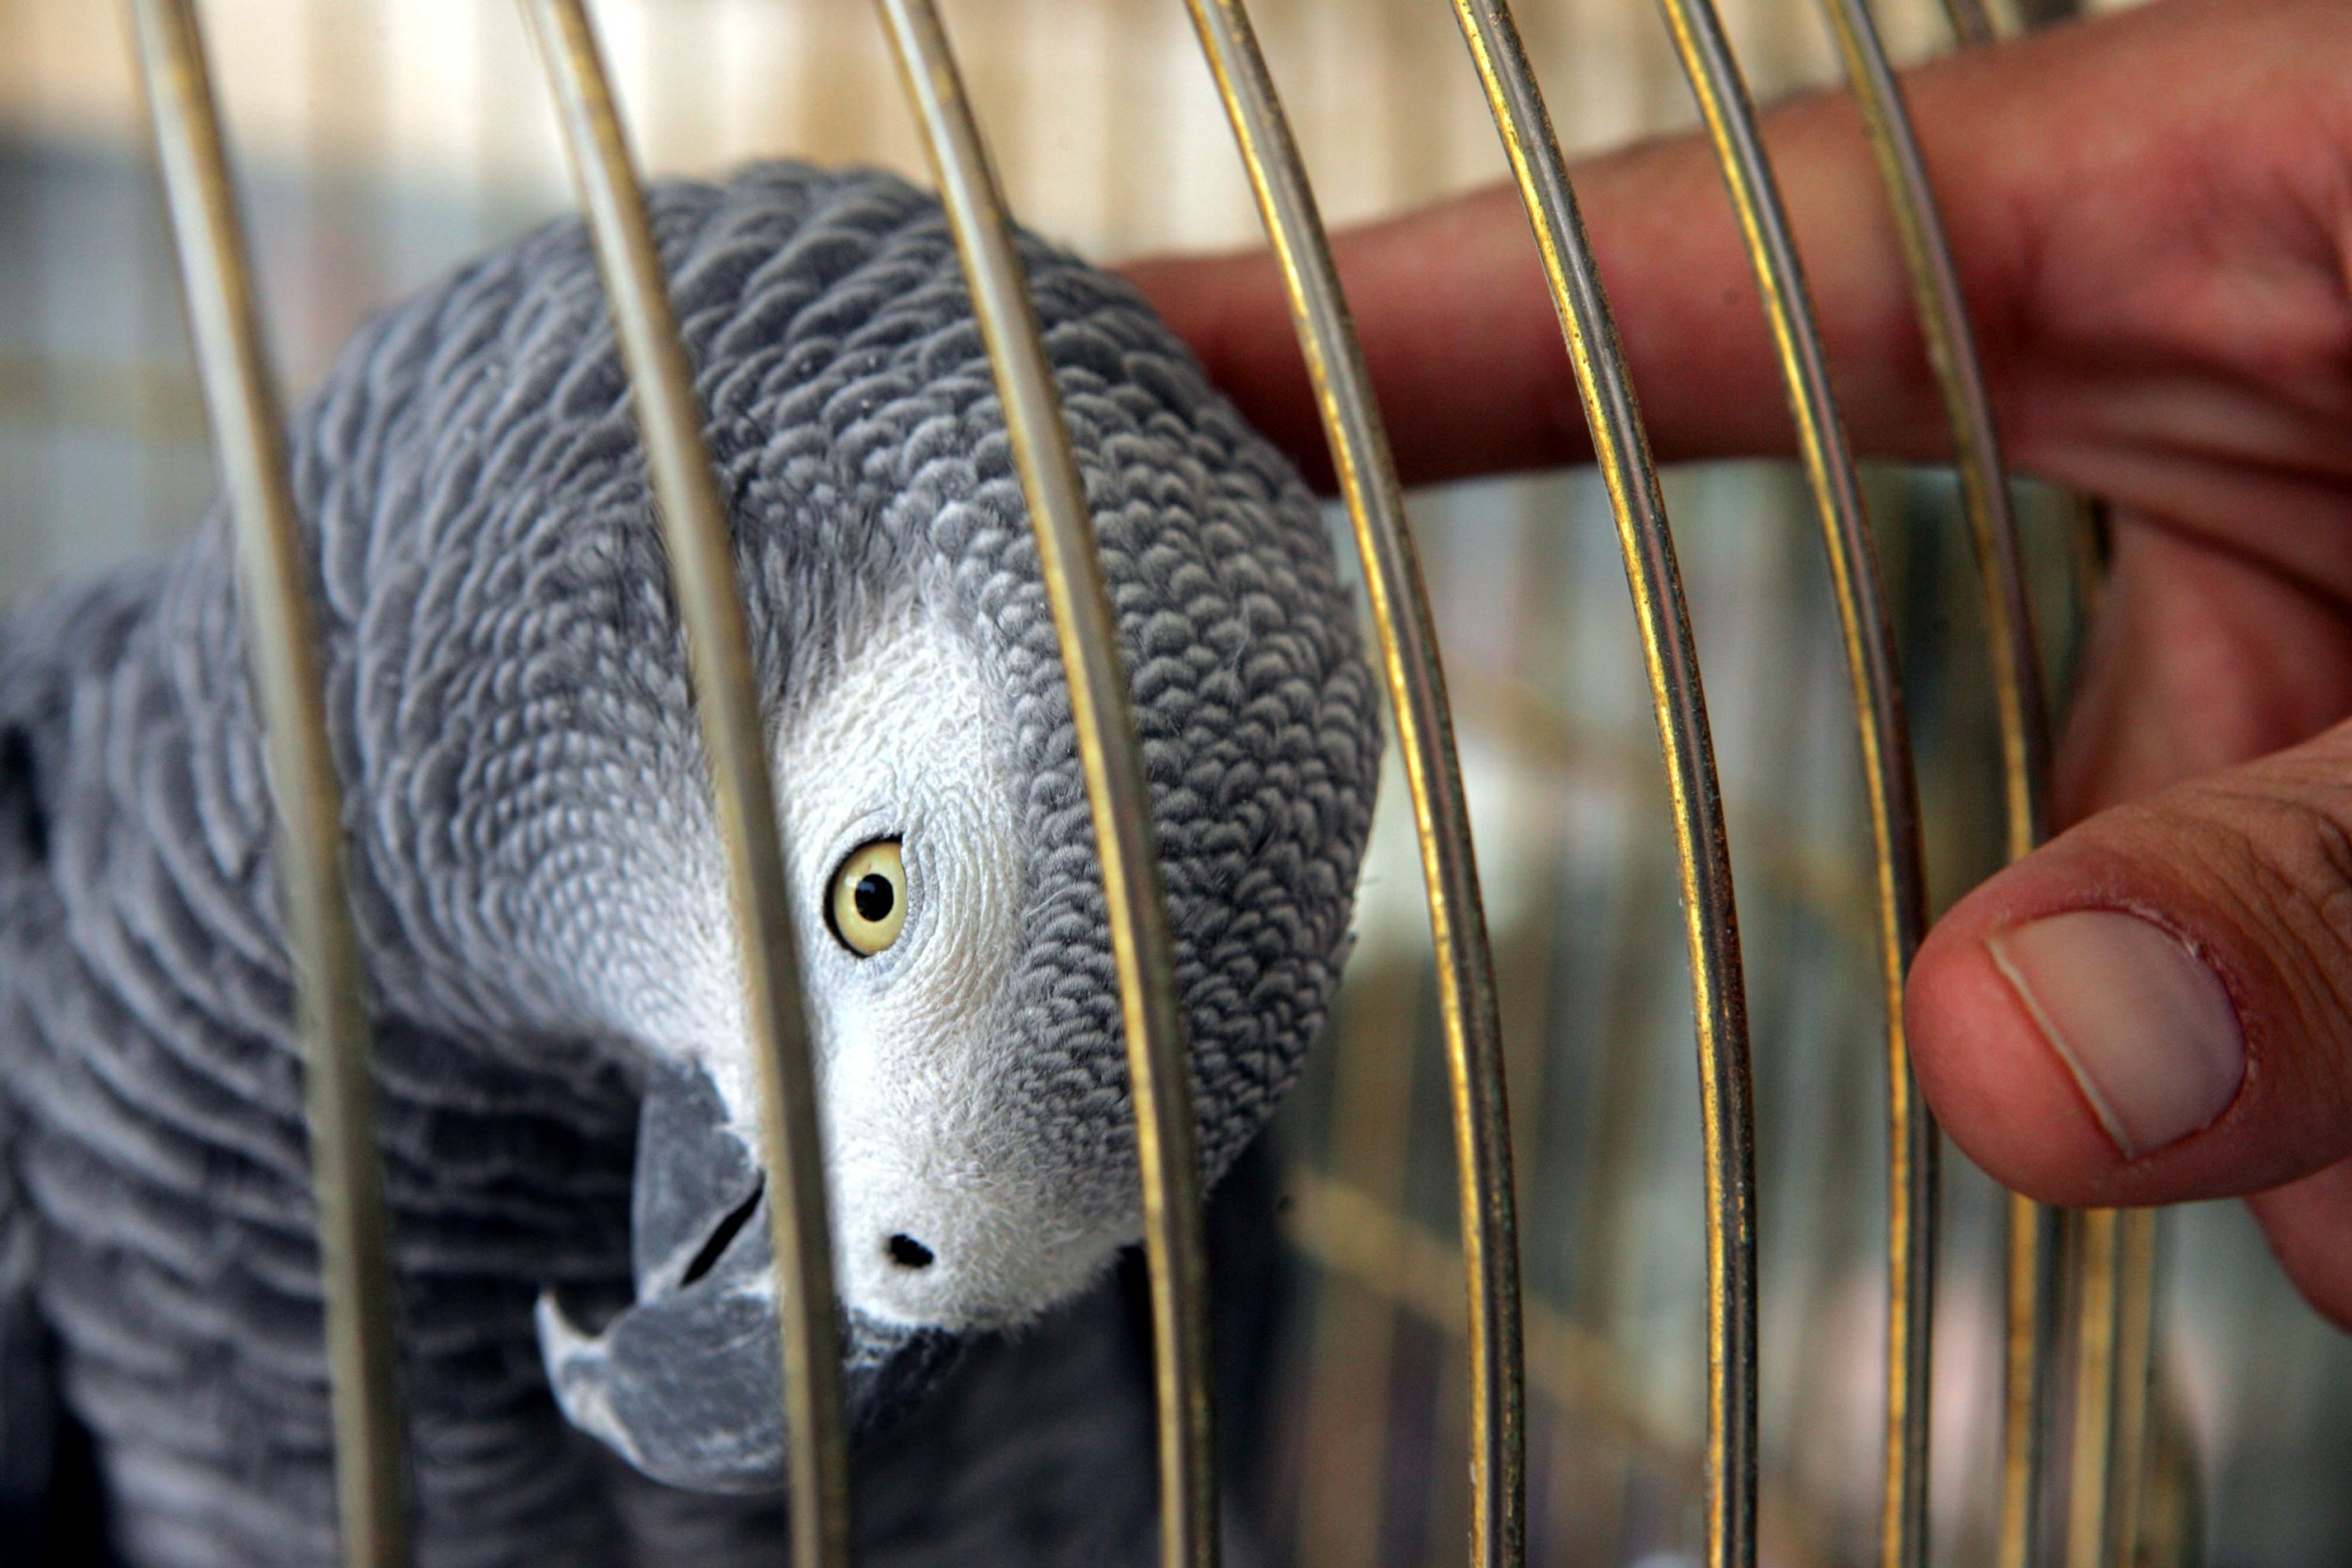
[{"xmin": 828, "ymin": 839, "xmax": 908, "ymax": 957}]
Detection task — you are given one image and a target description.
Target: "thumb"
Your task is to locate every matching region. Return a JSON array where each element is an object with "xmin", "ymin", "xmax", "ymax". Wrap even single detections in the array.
[{"xmin": 1907, "ymin": 729, "xmax": 2352, "ymax": 1211}]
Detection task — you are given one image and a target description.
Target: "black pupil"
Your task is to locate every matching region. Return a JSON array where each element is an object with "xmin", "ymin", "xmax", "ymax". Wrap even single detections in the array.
[{"xmin": 852, "ymin": 873, "xmax": 896, "ymax": 924}]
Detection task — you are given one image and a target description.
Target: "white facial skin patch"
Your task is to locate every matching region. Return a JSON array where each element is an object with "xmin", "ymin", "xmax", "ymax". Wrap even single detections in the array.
[
  {"xmin": 775, "ymin": 608, "xmax": 1137, "ymax": 1330},
  {"xmin": 776, "ymin": 606, "xmax": 1124, "ymax": 1332},
  {"xmin": 583, "ymin": 604, "xmax": 1131, "ymax": 1336}
]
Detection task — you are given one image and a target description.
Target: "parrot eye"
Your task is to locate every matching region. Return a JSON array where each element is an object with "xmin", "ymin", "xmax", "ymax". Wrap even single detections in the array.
[{"xmin": 827, "ymin": 839, "xmax": 908, "ymax": 957}]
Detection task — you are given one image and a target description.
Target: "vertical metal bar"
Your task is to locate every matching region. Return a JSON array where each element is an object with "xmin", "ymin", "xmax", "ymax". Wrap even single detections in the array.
[
  {"xmin": 1811, "ymin": 2, "xmax": 2055, "ymax": 1565},
  {"xmin": 2064, "ymin": 1208, "xmax": 2119, "ymax": 1568},
  {"xmin": 1442, "ymin": 8, "xmax": 1756, "ymax": 1568},
  {"xmin": 1645, "ymin": 0, "xmax": 1937, "ymax": 1560},
  {"xmin": 2004, "ymin": 1192, "xmax": 2066, "ymax": 1568},
  {"xmin": 516, "ymin": 8, "xmax": 852, "ymax": 1568},
  {"xmin": 1175, "ymin": 6, "xmax": 1526, "ymax": 1565},
  {"xmin": 1567, "ymin": 840, "xmax": 1680, "ymax": 1568},
  {"xmin": 2106, "ymin": 1208, "xmax": 2159, "ymax": 1568},
  {"xmin": 1938, "ymin": 3, "xmax": 2126, "ymax": 1568},
  {"xmin": 2057, "ymin": 1202, "xmax": 2159, "ymax": 1568},
  {"xmin": 1817, "ymin": 0, "xmax": 2047, "ymax": 870},
  {"xmin": 872, "ymin": 7, "xmax": 1216, "ymax": 1567},
  {"xmin": 2057, "ymin": 325, "xmax": 2122, "ymax": 1568},
  {"xmin": 1940, "ymin": 0, "xmax": 1997, "ymax": 48},
  {"xmin": 119, "ymin": 5, "xmax": 409, "ymax": 1565},
  {"xmin": 1295, "ymin": 960, "xmax": 1424, "ymax": 1568},
  {"xmin": 1953, "ymin": 0, "xmax": 2126, "ymax": 1549},
  {"xmin": 1912, "ymin": 0, "xmax": 2072, "ymax": 1559},
  {"xmin": 1949, "ymin": 9, "xmax": 2113, "ymax": 1564}
]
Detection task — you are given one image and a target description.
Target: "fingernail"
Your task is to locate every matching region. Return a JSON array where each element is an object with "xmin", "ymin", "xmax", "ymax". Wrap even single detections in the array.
[{"xmin": 1986, "ymin": 911, "xmax": 2244, "ymax": 1158}]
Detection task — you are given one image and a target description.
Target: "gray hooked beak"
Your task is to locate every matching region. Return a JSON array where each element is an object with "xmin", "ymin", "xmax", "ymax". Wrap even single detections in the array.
[{"xmin": 536, "ymin": 1058, "xmax": 960, "ymax": 1493}]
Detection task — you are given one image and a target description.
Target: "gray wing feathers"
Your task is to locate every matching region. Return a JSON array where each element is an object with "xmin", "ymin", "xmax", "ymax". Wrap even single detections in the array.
[
  {"xmin": 2, "ymin": 577, "xmax": 152, "ymax": 1567},
  {"xmin": 0, "ymin": 619, "xmax": 49, "ymax": 1519},
  {"xmin": 0, "ymin": 1101, "xmax": 62, "ymax": 1549}
]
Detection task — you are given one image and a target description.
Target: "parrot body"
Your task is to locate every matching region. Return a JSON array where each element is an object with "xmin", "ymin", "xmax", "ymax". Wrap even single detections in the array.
[{"xmin": 0, "ymin": 165, "xmax": 1377, "ymax": 1566}]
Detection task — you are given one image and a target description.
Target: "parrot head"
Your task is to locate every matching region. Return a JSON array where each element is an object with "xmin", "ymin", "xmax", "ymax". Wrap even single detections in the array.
[{"xmin": 293, "ymin": 164, "xmax": 1377, "ymax": 1493}]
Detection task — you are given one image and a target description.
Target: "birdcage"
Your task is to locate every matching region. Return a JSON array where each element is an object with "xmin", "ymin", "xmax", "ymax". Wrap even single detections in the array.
[{"xmin": 3, "ymin": 0, "xmax": 2346, "ymax": 1565}]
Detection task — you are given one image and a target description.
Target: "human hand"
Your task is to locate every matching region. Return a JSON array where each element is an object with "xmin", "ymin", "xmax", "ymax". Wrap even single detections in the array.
[{"xmin": 1125, "ymin": 0, "xmax": 2352, "ymax": 1325}]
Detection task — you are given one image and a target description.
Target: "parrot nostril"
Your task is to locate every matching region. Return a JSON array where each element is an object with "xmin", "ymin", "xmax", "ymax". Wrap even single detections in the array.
[{"xmin": 885, "ymin": 1233, "xmax": 935, "ymax": 1271}]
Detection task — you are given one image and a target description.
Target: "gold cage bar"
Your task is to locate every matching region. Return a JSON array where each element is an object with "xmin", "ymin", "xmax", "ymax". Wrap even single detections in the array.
[
  {"xmin": 1937, "ymin": 7, "xmax": 2122, "ymax": 1564},
  {"xmin": 1293, "ymin": 958, "xmax": 1428, "ymax": 1568},
  {"xmin": 2065, "ymin": 1207, "xmax": 2121, "ymax": 1568},
  {"xmin": 1889, "ymin": 6, "xmax": 2065, "ymax": 1565},
  {"xmin": 2031, "ymin": 10, "xmax": 2139, "ymax": 1557},
  {"xmin": 1931, "ymin": 8, "xmax": 2061, "ymax": 1566},
  {"xmin": 2062, "ymin": 1202, "xmax": 2156, "ymax": 1568},
  {"xmin": 1816, "ymin": 0, "xmax": 2047, "ymax": 870},
  {"xmin": 2003, "ymin": 1194, "xmax": 2067, "ymax": 1568},
  {"xmin": 1442, "ymin": 5, "xmax": 1761, "ymax": 1568},
  {"xmin": 120, "ymin": 3, "xmax": 411, "ymax": 1564},
  {"xmin": 873, "ymin": 4, "xmax": 1220, "ymax": 1565},
  {"xmin": 2106, "ymin": 1206, "xmax": 2160, "ymax": 1566},
  {"xmin": 516, "ymin": 6, "xmax": 855, "ymax": 1566},
  {"xmin": 1810, "ymin": 1, "xmax": 2055, "ymax": 1563},
  {"xmin": 1174, "ymin": 5, "xmax": 1529, "ymax": 1565},
  {"xmin": 1940, "ymin": 0, "xmax": 1996, "ymax": 49},
  {"xmin": 1905, "ymin": 15, "xmax": 2058, "ymax": 1568},
  {"xmin": 1645, "ymin": 2, "xmax": 1939, "ymax": 1565}
]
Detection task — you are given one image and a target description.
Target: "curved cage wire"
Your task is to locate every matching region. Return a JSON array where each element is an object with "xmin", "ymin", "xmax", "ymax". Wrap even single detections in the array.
[{"xmin": 0, "ymin": 0, "xmax": 2336, "ymax": 1564}]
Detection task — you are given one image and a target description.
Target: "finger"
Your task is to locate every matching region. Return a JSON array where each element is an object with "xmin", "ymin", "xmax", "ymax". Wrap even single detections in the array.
[
  {"xmin": 1121, "ymin": 187, "xmax": 1577, "ymax": 490},
  {"xmin": 1914, "ymin": 520, "xmax": 2352, "ymax": 1209},
  {"xmin": 1120, "ymin": 83, "xmax": 1945, "ymax": 489},
  {"xmin": 2055, "ymin": 518, "xmax": 2352, "ymax": 820},
  {"xmin": 2249, "ymin": 1157, "xmax": 2352, "ymax": 1331},
  {"xmin": 1909, "ymin": 713, "xmax": 2352, "ymax": 1211}
]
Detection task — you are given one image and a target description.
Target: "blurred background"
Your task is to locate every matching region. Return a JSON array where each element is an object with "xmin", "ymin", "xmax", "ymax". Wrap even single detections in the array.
[{"xmin": 3, "ymin": 0, "xmax": 2344, "ymax": 1564}]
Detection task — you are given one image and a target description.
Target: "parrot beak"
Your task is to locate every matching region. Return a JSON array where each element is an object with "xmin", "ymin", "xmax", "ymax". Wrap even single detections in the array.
[{"xmin": 534, "ymin": 1057, "xmax": 961, "ymax": 1494}]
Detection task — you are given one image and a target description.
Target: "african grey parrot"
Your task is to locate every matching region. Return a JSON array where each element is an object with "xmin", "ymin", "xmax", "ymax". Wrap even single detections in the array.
[{"xmin": 0, "ymin": 163, "xmax": 1379, "ymax": 1566}]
